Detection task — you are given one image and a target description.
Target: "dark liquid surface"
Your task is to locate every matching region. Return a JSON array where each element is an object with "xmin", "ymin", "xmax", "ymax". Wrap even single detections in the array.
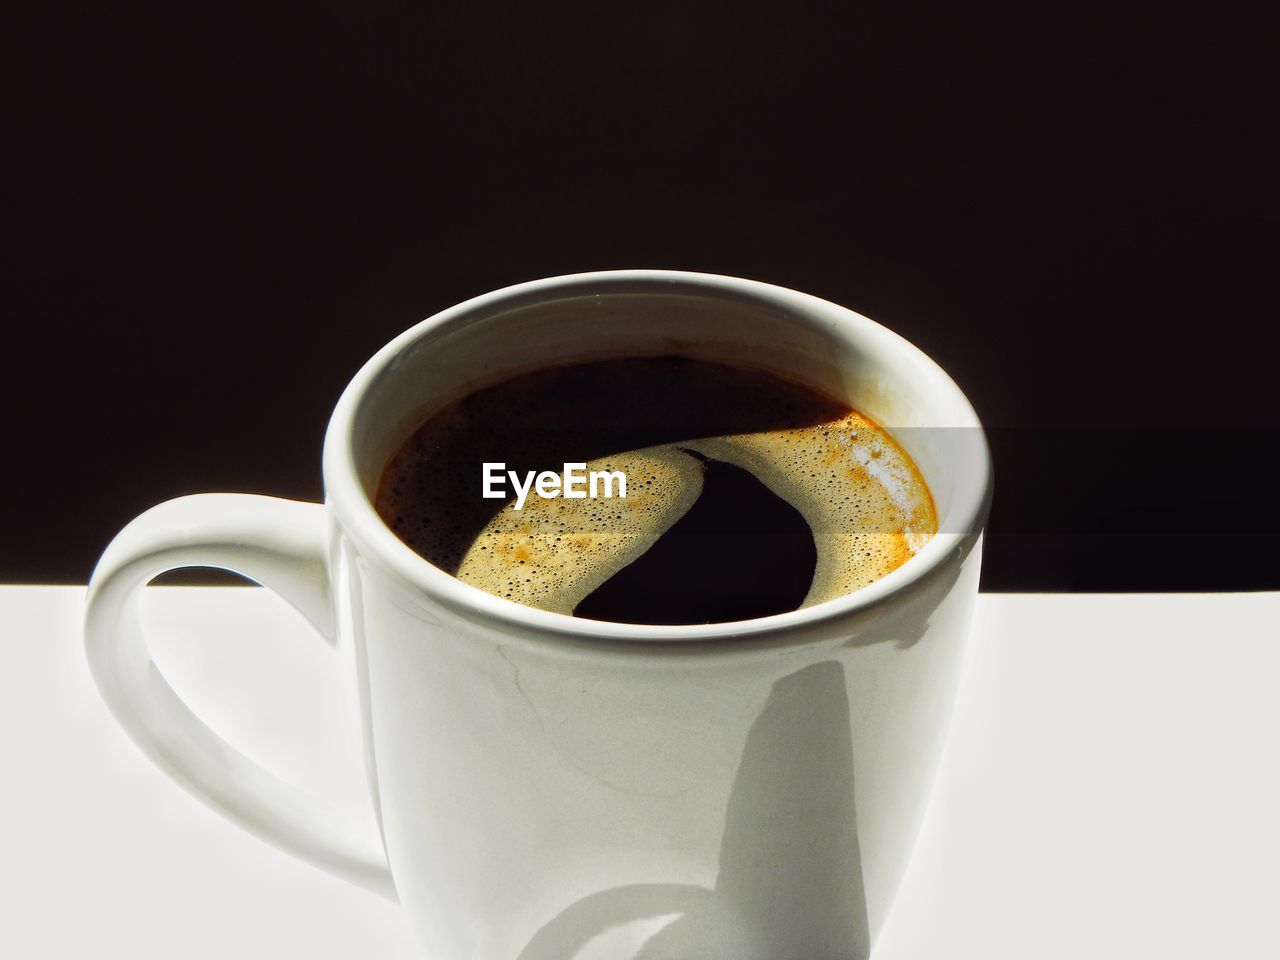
[
  {"xmin": 376, "ymin": 357, "xmax": 935, "ymax": 624},
  {"xmin": 574, "ymin": 454, "xmax": 819, "ymax": 624}
]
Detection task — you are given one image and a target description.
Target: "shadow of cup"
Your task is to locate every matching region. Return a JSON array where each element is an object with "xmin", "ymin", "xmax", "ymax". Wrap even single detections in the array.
[{"xmin": 518, "ymin": 660, "xmax": 870, "ymax": 960}]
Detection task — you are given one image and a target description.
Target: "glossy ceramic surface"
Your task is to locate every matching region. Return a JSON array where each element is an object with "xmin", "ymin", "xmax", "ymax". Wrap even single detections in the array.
[{"xmin": 86, "ymin": 271, "xmax": 992, "ymax": 959}]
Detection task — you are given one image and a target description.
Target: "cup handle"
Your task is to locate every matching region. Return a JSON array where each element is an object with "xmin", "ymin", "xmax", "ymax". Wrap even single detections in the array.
[{"xmin": 84, "ymin": 493, "xmax": 397, "ymax": 901}]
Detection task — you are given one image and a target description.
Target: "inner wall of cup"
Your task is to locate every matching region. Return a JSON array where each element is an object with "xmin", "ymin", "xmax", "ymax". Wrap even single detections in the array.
[{"xmin": 350, "ymin": 280, "xmax": 973, "ymax": 527}]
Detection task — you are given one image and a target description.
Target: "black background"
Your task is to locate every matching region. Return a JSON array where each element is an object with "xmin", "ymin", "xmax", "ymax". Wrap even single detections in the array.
[{"xmin": 9, "ymin": 5, "xmax": 1279, "ymax": 589}]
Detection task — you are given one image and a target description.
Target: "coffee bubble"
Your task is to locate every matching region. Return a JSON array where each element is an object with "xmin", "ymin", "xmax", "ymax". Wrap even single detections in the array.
[{"xmin": 375, "ymin": 357, "xmax": 936, "ymax": 623}]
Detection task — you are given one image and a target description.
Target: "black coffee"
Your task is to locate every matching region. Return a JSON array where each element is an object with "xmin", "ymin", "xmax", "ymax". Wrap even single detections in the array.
[{"xmin": 376, "ymin": 357, "xmax": 935, "ymax": 625}]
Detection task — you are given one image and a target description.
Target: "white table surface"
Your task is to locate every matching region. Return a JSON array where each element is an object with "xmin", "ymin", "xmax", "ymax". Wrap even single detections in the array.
[{"xmin": 3, "ymin": 586, "xmax": 1278, "ymax": 958}]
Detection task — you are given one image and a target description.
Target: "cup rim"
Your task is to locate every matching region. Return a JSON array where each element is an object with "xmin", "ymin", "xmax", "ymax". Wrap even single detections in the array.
[{"xmin": 323, "ymin": 269, "xmax": 992, "ymax": 644}]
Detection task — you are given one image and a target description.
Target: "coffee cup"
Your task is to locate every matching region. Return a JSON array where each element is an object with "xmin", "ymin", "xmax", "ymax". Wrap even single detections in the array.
[{"xmin": 86, "ymin": 270, "xmax": 992, "ymax": 959}]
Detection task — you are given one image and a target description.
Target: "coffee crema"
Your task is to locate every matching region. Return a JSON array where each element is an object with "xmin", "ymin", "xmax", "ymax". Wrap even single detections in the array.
[{"xmin": 376, "ymin": 358, "xmax": 936, "ymax": 624}]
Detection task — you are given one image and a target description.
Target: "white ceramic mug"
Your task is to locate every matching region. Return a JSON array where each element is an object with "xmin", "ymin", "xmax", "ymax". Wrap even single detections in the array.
[{"xmin": 86, "ymin": 270, "xmax": 991, "ymax": 960}]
